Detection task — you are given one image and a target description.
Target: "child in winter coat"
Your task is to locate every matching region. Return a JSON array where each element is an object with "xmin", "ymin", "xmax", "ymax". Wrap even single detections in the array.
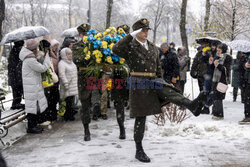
[{"xmin": 58, "ymin": 48, "xmax": 78, "ymax": 121}]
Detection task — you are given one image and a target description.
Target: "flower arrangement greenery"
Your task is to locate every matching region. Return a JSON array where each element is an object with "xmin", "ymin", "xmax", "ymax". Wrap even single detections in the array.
[{"xmin": 77, "ymin": 27, "xmax": 129, "ymax": 78}]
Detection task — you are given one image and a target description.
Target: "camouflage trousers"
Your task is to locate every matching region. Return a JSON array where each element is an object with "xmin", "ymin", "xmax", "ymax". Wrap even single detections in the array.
[
  {"xmin": 100, "ymin": 73, "xmax": 110, "ymax": 115},
  {"xmin": 78, "ymin": 73, "xmax": 92, "ymax": 125}
]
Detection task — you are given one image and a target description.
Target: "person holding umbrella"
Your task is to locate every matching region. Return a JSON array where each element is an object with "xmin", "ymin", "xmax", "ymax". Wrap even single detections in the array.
[{"xmin": 8, "ymin": 40, "xmax": 25, "ymax": 110}]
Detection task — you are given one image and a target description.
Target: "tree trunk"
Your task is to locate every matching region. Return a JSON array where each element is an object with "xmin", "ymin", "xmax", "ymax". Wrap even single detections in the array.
[
  {"xmin": 179, "ymin": 0, "xmax": 189, "ymax": 56},
  {"xmin": 106, "ymin": 0, "xmax": 113, "ymax": 29},
  {"xmin": 68, "ymin": 0, "xmax": 72, "ymax": 28},
  {"xmin": 231, "ymin": 3, "xmax": 236, "ymax": 41},
  {"xmin": 204, "ymin": 0, "xmax": 211, "ymax": 31},
  {"xmin": 29, "ymin": 0, "xmax": 35, "ymax": 26},
  {"xmin": 0, "ymin": 0, "xmax": 5, "ymax": 41}
]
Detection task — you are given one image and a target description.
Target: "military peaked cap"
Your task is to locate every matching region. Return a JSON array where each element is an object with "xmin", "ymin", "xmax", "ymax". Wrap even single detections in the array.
[
  {"xmin": 117, "ymin": 24, "xmax": 130, "ymax": 34},
  {"xmin": 77, "ymin": 23, "xmax": 91, "ymax": 35},
  {"xmin": 132, "ymin": 18, "xmax": 151, "ymax": 31}
]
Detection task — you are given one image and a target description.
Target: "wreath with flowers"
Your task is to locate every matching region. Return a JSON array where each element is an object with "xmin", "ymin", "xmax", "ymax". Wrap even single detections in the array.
[{"xmin": 76, "ymin": 27, "xmax": 129, "ymax": 78}]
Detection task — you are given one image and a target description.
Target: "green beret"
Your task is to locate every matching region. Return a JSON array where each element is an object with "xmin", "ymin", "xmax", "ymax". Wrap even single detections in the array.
[
  {"xmin": 132, "ymin": 18, "xmax": 151, "ymax": 31},
  {"xmin": 116, "ymin": 24, "xmax": 130, "ymax": 34},
  {"xmin": 77, "ymin": 23, "xmax": 91, "ymax": 35}
]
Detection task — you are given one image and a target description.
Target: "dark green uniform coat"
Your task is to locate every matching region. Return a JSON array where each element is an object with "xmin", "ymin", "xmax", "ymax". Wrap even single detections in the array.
[{"xmin": 113, "ymin": 35, "xmax": 163, "ymax": 117}]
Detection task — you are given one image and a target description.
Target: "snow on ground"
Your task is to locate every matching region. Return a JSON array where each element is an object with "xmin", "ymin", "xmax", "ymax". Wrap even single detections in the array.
[{"xmin": 2, "ymin": 72, "xmax": 250, "ymax": 167}]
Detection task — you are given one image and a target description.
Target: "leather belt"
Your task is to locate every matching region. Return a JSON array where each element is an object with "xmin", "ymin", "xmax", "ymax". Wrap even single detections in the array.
[
  {"xmin": 79, "ymin": 67, "xmax": 88, "ymax": 71},
  {"xmin": 130, "ymin": 72, "xmax": 156, "ymax": 77}
]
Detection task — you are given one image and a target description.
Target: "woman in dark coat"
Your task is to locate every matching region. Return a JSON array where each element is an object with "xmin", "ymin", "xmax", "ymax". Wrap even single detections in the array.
[
  {"xmin": 232, "ymin": 52, "xmax": 244, "ymax": 102},
  {"xmin": 8, "ymin": 40, "xmax": 25, "ymax": 110},
  {"xmin": 238, "ymin": 52, "xmax": 250, "ymax": 124},
  {"xmin": 210, "ymin": 43, "xmax": 232, "ymax": 120}
]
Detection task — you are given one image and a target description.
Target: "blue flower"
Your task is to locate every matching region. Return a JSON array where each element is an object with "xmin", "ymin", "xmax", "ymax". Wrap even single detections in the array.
[
  {"xmin": 102, "ymin": 48, "xmax": 111, "ymax": 56},
  {"xmin": 103, "ymin": 36, "xmax": 111, "ymax": 42},
  {"xmin": 114, "ymin": 35, "xmax": 122, "ymax": 42},
  {"xmin": 93, "ymin": 40, "xmax": 102, "ymax": 49},
  {"xmin": 121, "ymin": 33, "xmax": 126, "ymax": 37},
  {"xmin": 111, "ymin": 54, "xmax": 120, "ymax": 62},
  {"xmin": 87, "ymin": 29, "xmax": 96, "ymax": 35},
  {"xmin": 87, "ymin": 34, "xmax": 95, "ymax": 43}
]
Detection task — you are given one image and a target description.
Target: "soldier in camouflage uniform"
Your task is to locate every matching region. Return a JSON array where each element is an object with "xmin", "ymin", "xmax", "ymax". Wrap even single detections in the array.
[
  {"xmin": 109, "ymin": 24, "xmax": 131, "ymax": 139},
  {"xmin": 112, "ymin": 19, "xmax": 207, "ymax": 163},
  {"xmin": 72, "ymin": 23, "xmax": 92, "ymax": 141}
]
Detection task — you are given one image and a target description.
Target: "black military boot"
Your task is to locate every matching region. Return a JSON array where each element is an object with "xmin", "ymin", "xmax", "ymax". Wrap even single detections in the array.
[
  {"xmin": 201, "ymin": 106, "xmax": 210, "ymax": 114},
  {"xmin": 84, "ymin": 124, "xmax": 91, "ymax": 141},
  {"xmin": 92, "ymin": 105, "xmax": 100, "ymax": 120},
  {"xmin": 182, "ymin": 92, "xmax": 207, "ymax": 116},
  {"xmin": 119, "ymin": 124, "xmax": 126, "ymax": 139},
  {"xmin": 135, "ymin": 142, "xmax": 150, "ymax": 163}
]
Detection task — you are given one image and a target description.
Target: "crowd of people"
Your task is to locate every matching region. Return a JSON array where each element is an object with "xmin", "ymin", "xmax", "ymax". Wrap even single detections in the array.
[{"xmin": 5, "ymin": 18, "xmax": 250, "ymax": 163}]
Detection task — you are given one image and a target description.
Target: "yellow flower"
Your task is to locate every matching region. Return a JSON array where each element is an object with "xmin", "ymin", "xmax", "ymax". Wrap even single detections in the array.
[
  {"xmin": 94, "ymin": 33, "xmax": 102, "ymax": 39},
  {"xmin": 84, "ymin": 47, "xmax": 88, "ymax": 54},
  {"xmin": 202, "ymin": 46, "xmax": 211, "ymax": 52},
  {"xmin": 106, "ymin": 79, "xmax": 113, "ymax": 91},
  {"xmin": 106, "ymin": 56, "xmax": 113, "ymax": 64},
  {"xmin": 103, "ymin": 31, "xmax": 108, "ymax": 36},
  {"xmin": 118, "ymin": 28, "xmax": 125, "ymax": 34},
  {"xmin": 83, "ymin": 36, "xmax": 88, "ymax": 43},
  {"xmin": 85, "ymin": 52, "xmax": 91, "ymax": 60},
  {"xmin": 42, "ymin": 81, "xmax": 53, "ymax": 87},
  {"xmin": 108, "ymin": 43, "xmax": 114, "ymax": 50},
  {"xmin": 109, "ymin": 27, "xmax": 117, "ymax": 32},
  {"xmin": 96, "ymin": 58, "xmax": 102, "ymax": 64},
  {"xmin": 92, "ymin": 50, "xmax": 103, "ymax": 58},
  {"xmin": 106, "ymin": 29, "xmax": 111, "ymax": 33},
  {"xmin": 119, "ymin": 58, "xmax": 125, "ymax": 64},
  {"xmin": 101, "ymin": 41, "xmax": 108, "ymax": 49}
]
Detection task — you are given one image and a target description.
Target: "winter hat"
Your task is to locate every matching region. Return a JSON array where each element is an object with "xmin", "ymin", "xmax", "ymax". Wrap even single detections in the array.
[
  {"xmin": 61, "ymin": 37, "xmax": 76, "ymax": 48},
  {"xmin": 39, "ymin": 39, "xmax": 51, "ymax": 52},
  {"xmin": 60, "ymin": 48, "xmax": 72, "ymax": 60},
  {"xmin": 170, "ymin": 42, "xmax": 175, "ymax": 47},
  {"xmin": 14, "ymin": 40, "xmax": 24, "ymax": 47},
  {"xmin": 50, "ymin": 39, "xmax": 60, "ymax": 47},
  {"xmin": 26, "ymin": 39, "xmax": 39, "ymax": 51}
]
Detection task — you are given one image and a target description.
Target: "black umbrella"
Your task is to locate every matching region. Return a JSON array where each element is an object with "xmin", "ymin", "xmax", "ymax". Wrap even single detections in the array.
[{"xmin": 196, "ymin": 36, "xmax": 222, "ymax": 45}]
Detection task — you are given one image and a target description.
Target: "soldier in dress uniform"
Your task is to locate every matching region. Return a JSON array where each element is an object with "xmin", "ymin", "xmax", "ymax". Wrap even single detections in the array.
[
  {"xmin": 72, "ymin": 23, "xmax": 92, "ymax": 141},
  {"xmin": 112, "ymin": 18, "xmax": 206, "ymax": 163}
]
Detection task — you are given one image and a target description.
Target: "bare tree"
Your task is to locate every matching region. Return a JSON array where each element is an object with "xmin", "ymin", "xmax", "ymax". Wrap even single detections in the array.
[
  {"xmin": 144, "ymin": 0, "xmax": 167, "ymax": 43},
  {"xmin": 37, "ymin": 0, "xmax": 49, "ymax": 26},
  {"xmin": 0, "ymin": 0, "xmax": 5, "ymax": 41},
  {"xmin": 212, "ymin": 0, "xmax": 250, "ymax": 41},
  {"xmin": 204, "ymin": 0, "xmax": 211, "ymax": 31},
  {"xmin": 179, "ymin": 0, "xmax": 189, "ymax": 56},
  {"xmin": 106, "ymin": 0, "xmax": 113, "ymax": 29},
  {"xmin": 29, "ymin": 0, "xmax": 36, "ymax": 26},
  {"xmin": 68, "ymin": 0, "xmax": 73, "ymax": 28}
]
